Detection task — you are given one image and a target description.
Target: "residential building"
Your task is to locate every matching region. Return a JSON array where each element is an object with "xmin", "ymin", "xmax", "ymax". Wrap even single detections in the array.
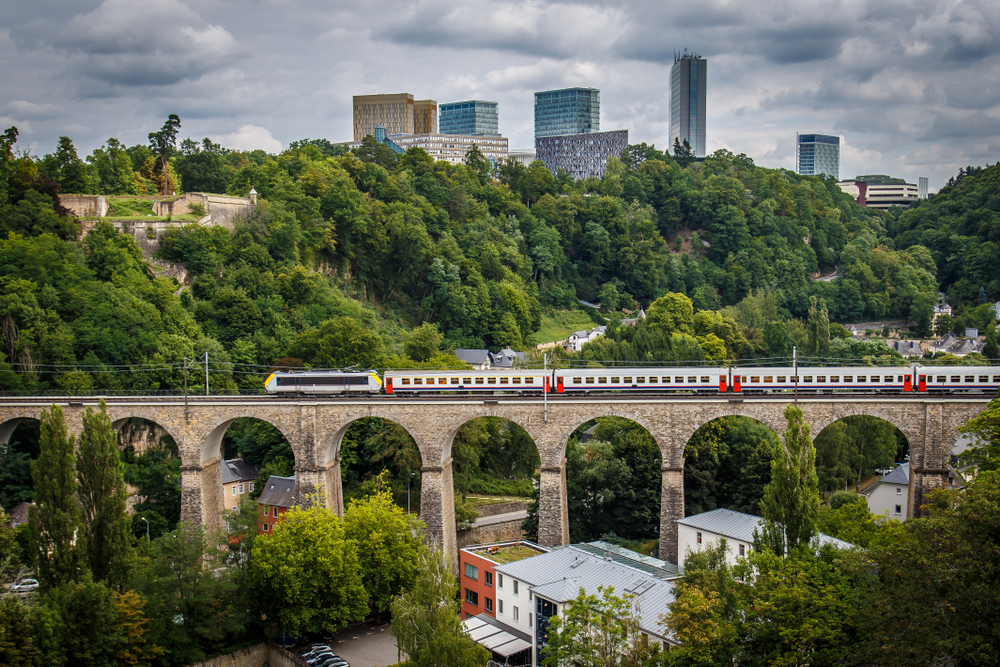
[
  {"xmin": 477, "ymin": 541, "xmax": 681, "ymax": 665},
  {"xmin": 991, "ymin": 301, "xmax": 1000, "ymax": 321},
  {"xmin": 440, "ymin": 100, "xmax": 499, "ymax": 136},
  {"xmin": 863, "ymin": 463, "xmax": 910, "ymax": 520},
  {"xmin": 490, "ymin": 347, "xmax": 528, "ymax": 369},
  {"xmin": 455, "ymin": 349, "xmax": 492, "ymax": 370},
  {"xmin": 460, "ymin": 541, "xmax": 550, "ymax": 620},
  {"xmin": 352, "ymin": 93, "xmax": 437, "ymax": 141},
  {"xmin": 887, "ymin": 340, "xmax": 923, "ymax": 357},
  {"xmin": 257, "ymin": 475, "xmax": 295, "ymax": 535},
  {"xmin": 508, "ymin": 149, "xmax": 536, "ymax": 166},
  {"xmin": 837, "ymin": 175, "xmax": 920, "ymax": 210},
  {"xmin": 676, "ymin": 508, "xmax": 853, "ymax": 566},
  {"xmin": 669, "ymin": 51, "xmax": 707, "ymax": 157},
  {"xmin": 796, "ymin": 133, "xmax": 840, "ymax": 179},
  {"xmin": 5, "ymin": 501, "xmax": 31, "ymax": 528},
  {"xmin": 535, "ymin": 129, "xmax": 629, "ymax": 180},
  {"xmin": 534, "ymin": 87, "xmax": 600, "ymax": 140},
  {"xmin": 933, "ymin": 302, "xmax": 953, "ymax": 326},
  {"xmin": 563, "ymin": 326, "xmax": 607, "ymax": 352},
  {"xmin": 221, "ymin": 458, "xmax": 258, "ymax": 511}
]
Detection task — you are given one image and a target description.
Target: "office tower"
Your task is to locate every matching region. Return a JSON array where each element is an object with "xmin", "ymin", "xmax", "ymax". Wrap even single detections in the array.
[
  {"xmin": 919, "ymin": 177, "xmax": 929, "ymax": 199},
  {"xmin": 440, "ymin": 100, "xmax": 500, "ymax": 136},
  {"xmin": 796, "ymin": 133, "xmax": 840, "ymax": 179},
  {"xmin": 669, "ymin": 51, "xmax": 707, "ymax": 158},
  {"xmin": 414, "ymin": 99, "xmax": 438, "ymax": 134},
  {"xmin": 352, "ymin": 94, "xmax": 437, "ymax": 140},
  {"xmin": 535, "ymin": 130, "xmax": 628, "ymax": 180},
  {"xmin": 534, "ymin": 88, "xmax": 600, "ymax": 140}
]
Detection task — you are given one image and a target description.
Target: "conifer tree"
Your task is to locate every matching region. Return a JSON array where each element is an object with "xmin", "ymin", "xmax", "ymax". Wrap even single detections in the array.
[
  {"xmin": 29, "ymin": 405, "xmax": 87, "ymax": 589},
  {"xmin": 757, "ymin": 404, "xmax": 820, "ymax": 555},
  {"xmin": 77, "ymin": 399, "xmax": 132, "ymax": 589}
]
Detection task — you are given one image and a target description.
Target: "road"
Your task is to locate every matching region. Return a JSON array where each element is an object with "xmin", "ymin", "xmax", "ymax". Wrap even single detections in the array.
[{"xmin": 473, "ymin": 510, "xmax": 529, "ymax": 528}]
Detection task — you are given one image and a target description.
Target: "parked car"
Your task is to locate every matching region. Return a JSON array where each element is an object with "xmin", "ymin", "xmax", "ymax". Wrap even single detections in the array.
[
  {"xmin": 10, "ymin": 578, "xmax": 38, "ymax": 593},
  {"xmin": 307, "ymin": 652, "xmax": 335, "ymax": 666},
  {"xmin": 302, "ymin": 646, "xmax": 332, "ymax": 659},
  {"xmin": 313, "ymin": 657, "xmax": 347, "ymax": 667}
]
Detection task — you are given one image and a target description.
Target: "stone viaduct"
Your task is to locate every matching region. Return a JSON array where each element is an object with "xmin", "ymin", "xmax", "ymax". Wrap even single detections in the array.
[{"xmin": 0, "ymin": 395, "xmax": 988, "ymax": 561}]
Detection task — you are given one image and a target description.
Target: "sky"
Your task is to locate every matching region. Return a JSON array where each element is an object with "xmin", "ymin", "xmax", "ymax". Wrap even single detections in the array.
[{"xmin": 1, "ymin": 0, "xmax": 998, "ymax": 189}]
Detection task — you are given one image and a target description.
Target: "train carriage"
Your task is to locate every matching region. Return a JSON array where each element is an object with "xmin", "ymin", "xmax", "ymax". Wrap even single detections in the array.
[
  {"xmin": 383, "ymin": 369, "xmax": 549, "ymax": 394},
  {"xmin": 264, "ymin": 370, "xmax": 382, "ymax": 394},
  {"xmin": 733, "ymin": 366, "xmax": 917, "ymax": 394},
  {"xmin": 556, "ymin": 368, "xmax": 728, "ymax": 393},
  {"xmin": 920, "ymin": 366, "xmax": 1000, "ymax": 393}
]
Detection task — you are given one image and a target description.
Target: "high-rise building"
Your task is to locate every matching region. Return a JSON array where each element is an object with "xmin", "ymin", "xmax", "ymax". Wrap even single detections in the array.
[
  {"xmin": 440, "ymin": 100, "xmax": 499, "ymax": 136},
  {"xmin": 535, "ymin": 130, "xmax": 628, "ymax": 180},
  {"xmin": 669, "ymin": 52, "xmax": 707, "ymax": 158},
  {"xmin": 534, "ymin": 88, "xmax": 600, "ymax": 140},
  {"xmin": 796, "ymin": 133, "xmax": 840, "ymax": 179},
  {"xmin": 352, "ymin": 93, "xmax": 437, "ymax": 141}
]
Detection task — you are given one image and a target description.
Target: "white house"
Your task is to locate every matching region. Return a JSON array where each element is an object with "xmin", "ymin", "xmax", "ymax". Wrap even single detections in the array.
[
  {"xmin": 863, "ymin": 463, "xmax": 910, "ymax": 520},
  {"xmin": 676, "ymin": 508, "xmax": 853, "ymax": 566},
  {"xmin": 563, "ymin": 326, "xmax": 607, "ymax": 352}
]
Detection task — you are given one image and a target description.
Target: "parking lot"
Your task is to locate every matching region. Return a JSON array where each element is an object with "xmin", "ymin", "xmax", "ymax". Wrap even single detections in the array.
[{"xmin": 298, "ymin": 623, "xmax": 402, "ymax": 667}]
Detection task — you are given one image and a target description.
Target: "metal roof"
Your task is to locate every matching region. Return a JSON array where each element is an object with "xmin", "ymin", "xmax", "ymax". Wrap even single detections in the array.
[
  {"xmin": 878, "ymin": 463, "xmax": 909, "ymax": 486},
  {"xmin": 462, "ymin": 615, "xmax": 532, "ymax": 657},
  {"xmin": 455, "ymin": 349, "xmax": 491, "ymax": 366},
  {"xmin": 575, "ymin": 541, "xmax": 682, "ymax": 578},
  {"xmin": 676, "ymin": 508, "xmax": 854, "ymax": 551},
  {"xmin": 221, "ymin": 458, "xmax": 258, "ymax": 484},
  {"xmin": 494, "ymin": 545, "xmax": 677, "ymax": 641},
  {"xmin": 257, "ymin": 475, "xmax": 295, "ymax": 508}
]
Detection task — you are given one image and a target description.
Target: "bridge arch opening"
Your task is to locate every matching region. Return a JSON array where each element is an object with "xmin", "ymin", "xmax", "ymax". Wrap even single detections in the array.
[
  {"xmin": 334, "ymin": 417, "xmax": 423, "ymax": 512},
  {"xmin": 213, "ymin": 418, "xmax": 297, "ymax": 522},
  {"xmin": 0, "ymin": 417, "xmax": 40, "ymax": 511},
  {"xmin": 115, "ymin": 417, "xmax": 182, "ymax": 540},
  {"xmin": 544, "ymin": 416, "xmax": 662, "ymax": 552},
  {"xmin": 813, "ymin": 415, "xmax": 909, "ymax": 497}
]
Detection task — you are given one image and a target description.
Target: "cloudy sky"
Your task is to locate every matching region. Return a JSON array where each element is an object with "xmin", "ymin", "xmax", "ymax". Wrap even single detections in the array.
[{"xmin": 2, "ymin": 0, "xmax": 998, "ymax": 188}]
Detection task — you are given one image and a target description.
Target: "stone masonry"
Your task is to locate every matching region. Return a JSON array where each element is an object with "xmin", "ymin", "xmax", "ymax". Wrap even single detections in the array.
[{"xmin": 0, "ymin": 396, "xmax": 989, "ymax": 561}]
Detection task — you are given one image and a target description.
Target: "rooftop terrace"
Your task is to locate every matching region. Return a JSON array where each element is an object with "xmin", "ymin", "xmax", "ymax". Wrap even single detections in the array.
[{"xmin": 463, "ymin": 540, "xmax": 549, "ymax": 565}]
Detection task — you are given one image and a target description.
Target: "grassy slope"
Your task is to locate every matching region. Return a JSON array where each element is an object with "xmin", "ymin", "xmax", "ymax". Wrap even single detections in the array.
[{"xmin": 527, "ymin": 310, "xmax": 596, "ymax": 346}]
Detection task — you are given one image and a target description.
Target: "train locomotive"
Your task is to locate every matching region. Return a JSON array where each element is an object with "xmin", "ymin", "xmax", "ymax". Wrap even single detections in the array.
[{"xmin": 264, "ymin": 365, "xmax": 1000, "ymax": 396}]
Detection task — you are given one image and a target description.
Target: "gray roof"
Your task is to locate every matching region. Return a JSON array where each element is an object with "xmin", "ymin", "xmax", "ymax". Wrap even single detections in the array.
[
  {"xmin": 494, "ymin": 545, "xmax": 677, "ymax": 642},
  {"xmin": 676, "ymin": 508, "xmax": 854, "ymax": 551},
  {"xmin": 878, "ymin": 463, "xmax": 910, "ymax": 486},
  {"xmin": 257, "ymin": 475, "xmax": 295, "ymax": 508},
  {"xmin": 489, "ymin": 347, "xmax": 526, "ymax": 368},
  {"xmin": 455, "ymin": 348, "xmax": 491, "ymax": 366},
  {"xmin": 221, "ymin": 458, "xmax": 258, "ymax": 484}
]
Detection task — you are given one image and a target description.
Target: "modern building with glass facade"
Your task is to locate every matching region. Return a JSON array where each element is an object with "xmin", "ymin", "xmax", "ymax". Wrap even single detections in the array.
[
  {"xmin": 352, "ymin": 93, "xmax": 437, "ymax": 141},
  {"xmin": 535, "ymin": 130, "xmax": 628, "ymax": 180},
  {"xmin": 669, "ymin": 53, "xmax": 707, "ymax": 157},
  {"xmin": 440, "ymin": 100, "xmax": 500, "ymax": 136},
  {"xmin": 534, "ymin": 88, "xmax": 600, "ymax": 140},
  {"xmin": 796, "ymin": 133, "xmax": 840, "ymax": 179}
]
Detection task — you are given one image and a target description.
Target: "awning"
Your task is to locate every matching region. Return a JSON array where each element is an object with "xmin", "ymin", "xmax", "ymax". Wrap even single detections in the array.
[{"xmin": 462, "ymin": 617, "xmax": 533, "ymax": 658}]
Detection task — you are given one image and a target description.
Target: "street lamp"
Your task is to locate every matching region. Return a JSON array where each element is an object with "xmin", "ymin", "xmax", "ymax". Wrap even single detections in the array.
[
  {"xmin": 408, "ymin": 472, "xmax": 416, "ymax": 514},
  {"xmin": 141, "ymin": 516, "xmax": 150, "ymax": 542}
]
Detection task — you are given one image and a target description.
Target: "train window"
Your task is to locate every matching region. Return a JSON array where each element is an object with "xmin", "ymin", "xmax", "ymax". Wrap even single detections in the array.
[
  {"xmin": 790, "ymin": 376, "xmax": 798, "ymax": 383},
  {"xmin": 487, "ymin": 378, "xmax": 497, "ymax": 384},
  {"xmin": 401, "ymin": 378, "xmax": 411, "ymax": 385},
  {"xmin": 777, "ymin": 376, "xmax": 786, "ymax": 383},
  {"xmin": 936, "ymin": 376, "xmax": 945, "ymax": 382},
  {"xmin": 688, "ymin": 376, "xmax": 697, "ymax": 383},
  {"xmin": 817, "ymin": 376, "xmax": 826, "ymax": 383},
  {"xmin": 451, "ymin": 378, "xmax": 460, "ymax": 385},
  {"xmin": 439, "ymin": 378, "xmax": 448, "ymax": 385},
  {"xmin": 803, "ymin": 376, "xmax": 812, "ymax": 382},
  {"xmin": 763, "ymin": 376, "xmax": 773, "ymax": 383},
  {"xmin": 414, "ymin": 378, "xmax": 423, "ymax": 385},
  {"xmin": 661, "ymin": 376, "xmax": 669, "ymax": 383},
  {"xmin": 673, "ymin": 377, "xmax": 681, "ymax": 383},
  {"xmin": 751, "ymin": 376, "xmax": 760, "ymax": 383},
  {"xmin": 980, "ymin": 376, "xmax": 989, "ymax": 383},
  {"xmin": 830, "ymin": 376, "xmax": 840, "ymax": 383},
  {"xmin": 573, "ymin": 377, "xmax": 583, "ymax": 384},
  {"xmin": 951, "ymin": 376, "xmax": 960, "ymax": 383},
  {"xmin": 598, "ymin": 377, "xmax": 607, "ymax": 384},
  {"xmin": 995, "ymin": 376, "xmax": 1000, "ymax": 383},
  {"xmin": 624, "ymin": 377, "xmax": 633, "ymax": 383},
  {"xmin": 843, "ymin": 376, "xmax": 853, "ymax": 382},
  {"xmin": 586, "ymin": 377, "xmax": 595, "ymax": 384},
  {"xmin": 512, "ymin": 377, "xmax": 521, "ymax": 384},
  {"xmin": 636, "ymin": 377, "xmax": 645, "ymax": 383},
  {"xmin": 701, "ymin": 376, "xmax": 710, "ymax": 383},
  {"xmin": 464, "ymin": 378, "xmax": 472, "ymax": 384},
  {"xmin": 648, "ymin": 377, "xmax": 659, "ymax": 383},
  {"xmin": 611, "ymin": 377, "xmax": 620, "ymax": 384},
  {"xmin": 966, "ymin": 375, "xmax": 975, "ymax": 383},
  {"xmin": 475, "ymin": 378, "xmax": 485, "ymax": 384},
  {"xmin": 500, "ymin": 377, "xmax": 509, "ymax": 384},
  {"xmin": 898, "ymin": 376, "xmax": 905, "ymax": 383},
  {"xmin": 856, "ymin": 376, "xmax": 866, "ymax": 382}
]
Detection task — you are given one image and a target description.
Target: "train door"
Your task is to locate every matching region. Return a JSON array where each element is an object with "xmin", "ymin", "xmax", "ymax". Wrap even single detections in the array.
[
  {"xmin": 918, "ymin": 373, "xmax": 927, "ymax": 392},
  {"xmin": 544, "ymin": 376, "xmax": 550, "ymax": 394},
  {"xmin": 385, "ymin": 377, "xmax": 393, "ymax": 394},
  {"xmin": 719, "ymin": 374, "xmax": 727, "ymax": 392},
  {"xmin": 904, "ymin": 374, "xmax": 912, "ymax": 392},
  {"xmin": 733, "ymin": 372, "xmax": 742, "ymax": 393},
  {"xmin": 556, "ymin": 376, "xmax": 564, "ymax": 393}
]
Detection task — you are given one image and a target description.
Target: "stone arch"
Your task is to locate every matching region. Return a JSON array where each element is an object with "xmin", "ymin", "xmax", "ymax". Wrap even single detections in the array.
[
  {"xmin": 196, "ymin": 410, "xmax": 299, "ymax": 466},
  {"xmin": 438, "ymin": 409, "xmax": 542, "ymax": 469},
  {"xmin": 548, "ymin": 406, "xmax": 675, "ymax": 468},
  {"xmin": 319, "ymin": 409, "xmax": 425, "ymax": 469},
  {"xmin": 0, "ymin": 412, "xmax": 42, "ymax": 445},
  {"xmin": 675, "ymin": 404, "xmax": 787, "ymax": 457},
  {"xmin": 806, "ymin": 405, "xmax": 919, "ymax": 453}
]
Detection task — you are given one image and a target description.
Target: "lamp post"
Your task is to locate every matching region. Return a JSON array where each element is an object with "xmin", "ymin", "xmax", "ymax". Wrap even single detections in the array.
[
  {"xmin": 408, "ymin": 472, "xmax": 416, "ymax": 514},
  {"xmin": 141, "ymin": 516, "xmax": 149, "ymax": 542}
]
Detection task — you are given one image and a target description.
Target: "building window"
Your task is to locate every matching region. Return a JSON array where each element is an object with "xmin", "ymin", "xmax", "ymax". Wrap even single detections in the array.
[
  {"xmin": 262, "ymin": 523, "xmax": 268, "ymax": 532},
  {"xmin": 529, "ymin": 613, "xmax": 533, "ymax": 627},
  {"xmin": 239, "ymin": 483, "xmax": 244, "ymax": 494},
  {"xmin": 498, "ymin": 574, "xmax": 503, "ymax": 588},
  {"xmin": 249, "ymin": 482, "xmax": 254, "ymax": 492},
  {"xmin": 895, "ymin": 505, "xmax": 902, "ymax": 515},
  {"xmin": 896, "ymin": 487, "xmax": 902, "ymax": 495},
  {"xmin": 485, "ymin": 597, "xmax": 493, "ymax": 613},
  {"xmin": 499, "ymin": 600, "xmax": 504, "ymax": 615},
  {"xmin": 465, "ymin": 589, "xmax": 478, "ymax": 606},
  {"xmin": 696, "ymin": 532, "xmax": 702, "ymax": 545},
  {"xmin": 464, "ymin": 563, "xmax": 478, "ymax": 581},
  {"xmin": 273, "ymin": 507, "xmax": 280, "ymax": 518},
  {"xmin": 739, "ymin": 544, "xmax": 745, "ymax": 557},
  {"xmin": 485, "ymin": 571, "xmax": 492, "ymax": 587},
  {"xmin": 232, "ymin": 486, "xmax": 237, "ymax": 497},
  {"xmin": 513, "ymin": 580, "xmax": 519, "ymax": 596},
  {"xmin": 513, "ymin": 606, "xmax": 519, "ymax": 622}
]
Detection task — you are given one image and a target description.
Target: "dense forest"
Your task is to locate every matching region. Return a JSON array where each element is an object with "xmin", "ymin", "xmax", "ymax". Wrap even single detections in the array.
[{"xmin": 1, "ymin": 119, "xmax": 998, "ymax": 546}]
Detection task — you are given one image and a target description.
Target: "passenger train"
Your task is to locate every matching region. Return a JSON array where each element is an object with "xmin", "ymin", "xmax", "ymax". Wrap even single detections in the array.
[{"xmin": 263, "ymin": 365, "xmax": 1000, "ymax": 396}]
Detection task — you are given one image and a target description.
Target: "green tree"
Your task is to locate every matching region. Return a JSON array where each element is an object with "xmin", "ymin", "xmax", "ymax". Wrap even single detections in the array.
[
  {"xmin": 673, "ymin": 137, "xmax": 695, "ymax": 168},
  {"xmin": 544, "ymin": 585, "xmax": 662, "ymax": 667},
  {"xmin": 645, "ymin": 292, "xmax": 694, "ymax": 335},
  {"xmin": 39, "ymin": 136, "xmax": 90, "ymax": 194},
  {"xmin": 958, "ymin": 392, "xmax": 1000, "ymax": 473},
  {"xmin": 287, "ymin": 316, "xmax": 385, "ymax": 369},
  {"xmin": 404, "ymin": 322, "xmax": 443, "ymax": 362},
  {"xmin": 29, "ymin": 405, "xmax": 87, "ymax": 590},
  {"xmin": 390, "ymin": 548, "xmax": 489, "ymax": 667},
  {"xmin": 806, "ymin": 296, "xmax": 830, "ymax": 357},
  {"xmin": 76, "ymin": 400, "xmax": 132, "ymax": 590},
  {"xmin": 250, "ymin": 503, "xmax": 368, "ymax": 635},
  {"xmin": 343, "ymin": 472, "xmax": 428, "ymax": 623},
  {"xmin": 757, "ymin": 404, "xmax": 820, "ymax": 555},
  {"xmin": 148, "ymin": 114, "xmax": 181, "ymax": 195}
]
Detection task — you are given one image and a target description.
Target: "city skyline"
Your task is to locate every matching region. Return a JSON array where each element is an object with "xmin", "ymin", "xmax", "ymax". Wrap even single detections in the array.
[{"xmin": 2, "ymin": 0, "xmax": 998, "ymax": 189}]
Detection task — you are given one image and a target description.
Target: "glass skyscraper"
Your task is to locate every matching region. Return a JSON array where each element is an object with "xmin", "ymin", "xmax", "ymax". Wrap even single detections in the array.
[
  {"xmin": 669, "ymin": 53, "xmax": 707, "ymax": 158},
  {"xmin": 439, "ymin": 100, "xmax": 500, "ymax": 136},
  {"xmin": 534, "ymin": 88, "xmax": 600, "ymax": 140},
  {"xmin": 796, "ymin": 133, "xmax": 840, "ymax": 179}
]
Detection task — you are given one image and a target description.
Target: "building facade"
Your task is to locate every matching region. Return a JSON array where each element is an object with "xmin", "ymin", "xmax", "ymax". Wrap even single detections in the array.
[
  {"xmin": 352, "ymin": 94, "xmax": 437, "ymax": 141},
  {"xmin": 387, "ymin": 133, "xmax": 507, "ymax": 165},
  {"xmin": 459, "ymin": 541, "xmax": 549, "ymax": 620},
  {"xmin": 796, "ymin": 133, "xmax": 840, "ymax": 179},
  {"xmin": 508, "ymin": 149, "xmax": 536, "ymax": 166},
  {"xmin": 535, "ymin": 129, "xmax": 628, "ymax": 180},
  {"xmin": 864, "ymin": 463, "xmax": 910, "ymax": 520},
  {"xmin": 257, "ymin": 475, "xmax": 295, "ymax": 535},
  {"xmin": 221, "ymin": 458, "xmax": 258, "ymax": 511},
  {"xmin": 440, "ymin": 100, "xmax": 499, "ymax": 136},
  {"xmin": 669, "ymin": 52, "xmax": 707, "ymax": 158},
  {"xmin": 534, "ymin": 88, "xmax": 600, "ymax": 140},
  {"xmin": 837, "ymin": 175, "xmax": 920, "ymax": 209}
]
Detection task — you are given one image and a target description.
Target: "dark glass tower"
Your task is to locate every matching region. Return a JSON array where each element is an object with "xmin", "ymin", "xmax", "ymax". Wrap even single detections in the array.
[
  {"xmin": 534, "ymin": 88, "xmax": 600, "ymax": 140},
  {"xmin": 669, "ymin": 52, "xmax": 707, "ymax": 158},
  {"xmin": 439, "ymin": 100, "xmax": 500, "ymax": 136}
]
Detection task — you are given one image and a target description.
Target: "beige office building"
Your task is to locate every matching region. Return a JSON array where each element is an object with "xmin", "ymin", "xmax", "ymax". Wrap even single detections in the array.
[{"xmin": 353, "ymin": 93, "xmax": 437, "ymax": 140}]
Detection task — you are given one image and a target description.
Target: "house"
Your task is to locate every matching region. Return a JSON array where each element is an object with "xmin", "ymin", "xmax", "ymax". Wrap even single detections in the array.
[
  {"xmin": 863, "ymin": 463, "xmax": 910, "ymax": 520},
  {"xmin": 563, "ymin": 326, "xmax": 607, "ymax": 352},
  {"xmin": 932, "ymin": 333, "xmax": 982, "ymax": 357},
  {"xmin": 257, "ymin": 475, "xmax": 295, "ymax": 535},
  {"xmin": 459, "ymin": 541, "xmax": 550, "ymax": 620},
  {"xmin": 887, "ymin": 340, "xmax": 923, "ymax": 357},
  {"xmin": 4, "ymin": 501, "xmax": 32, "ymax": 528},
  {"xmin": 221, "ymin": 458, "xmax": 258, "ymax": 511},
  {"xmin": 676, "ymin": 508, "xmax": 853, "ymax": 566},
  {"xmin": 621, "ymin": 308, "xmax": 647, "ymax": 326},
  {"xmin": 455, "ymin": 349, "xmax": 492, "ymax": 370},
  {"xmin": 490, "ymin": 347, "xmax": 527, "ymax": 369},
  {"xmin": 468, "ymin": 541, "xmax": 681, "ymax": 666},
  {"xmin": 933, "ymin": 302, "xmax": 952, "ymax": 325},
  {"xmin": 991, "ymin": 301, "xmax": 1000, "ymax": 321}
]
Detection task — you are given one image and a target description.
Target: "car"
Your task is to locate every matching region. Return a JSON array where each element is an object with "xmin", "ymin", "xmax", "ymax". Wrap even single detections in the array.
[
  {"xmin": 313, "ymin": 657, "xmax": 347, "ymax": 667},
  {"xmin": 307, "ymin": 654, "xmax": 336, "ymax": 666},
  {"xmin": 10, "ymin": 578, "xmax": 38, "ymax": 593},
  {"xmin": 302, "ymin": 646, "xmax": 333, "ymax": 658}
]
